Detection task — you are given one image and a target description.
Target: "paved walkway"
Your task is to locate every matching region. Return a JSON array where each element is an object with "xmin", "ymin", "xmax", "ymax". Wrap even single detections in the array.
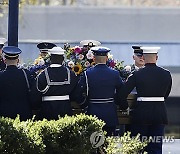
[{"xmin": 163, "ymin": 139, "xmax": 180, "ymax": 154}]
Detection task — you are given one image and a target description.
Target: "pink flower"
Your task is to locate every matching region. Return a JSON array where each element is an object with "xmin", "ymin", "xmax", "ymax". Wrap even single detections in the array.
[{"xmin": 74, "ymin": 46, "xmax": 82, "ymax": 54}]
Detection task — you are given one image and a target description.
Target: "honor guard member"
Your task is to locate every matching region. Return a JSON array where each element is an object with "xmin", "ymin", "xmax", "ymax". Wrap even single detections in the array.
[
  {"xmin": 119, "ymin": 46, "xmax": 144, "ymax": 82},
  {"xmin": 0, "ymin": 38, "xmax": 7, "ymax": 71},
  {"xmin": 130, "ymin": 45, "xmax": 145, "ymax": 96},
  {"xmin": 37, "ymin": 42, "xmax": 56, "ymax": 62},
  {"xmin": 80, "ymin": 40, "xmax": 101, "ymax": 52},
  {"xmin": 125, "ymin": 46, "xmax": 145, "ymax": 130},
  {"xmin": 132, "ymin": 45, "xmax": 145, "ymax": 70},
  {"xmin": 128, "ymin": 46, "xmax": 145, "ymax": 112},
  {"xmin": 35, "ymin": 47, "xmax": 78, "ymax": 120},
  {"xmin": 80, "ymin": 40, "xmax": 101, "ymax": 47},
  {"xmin": 127, "ymin": 46, "xmax": 145, "ymax": 96},
  {"xmin": 76, "ymin": 46, "xmax": 127, "ymax": 136},
  {"xmin": 29, "ymin": 42, "xmax": 56, "ymax": 77},
  {"xmin": 120, "ymin": 47, "xmax": 172, "ymax": 154},
  {"xmin": 0, "ymin": 46, "xmax": 33, "ymax": 120}
]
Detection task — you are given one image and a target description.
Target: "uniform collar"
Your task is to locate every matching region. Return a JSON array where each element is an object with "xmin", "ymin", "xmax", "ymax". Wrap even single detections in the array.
[
  {"xmin": 95, "ymin": 63, "xmax": 107, "ymax": 67},
  {"xmin": 6, "ymin": 65, "xmax": 18, "ymax": 69},
  {"xmin": 94, "ymin": 64, "xmax": 108, "ymax": 69},
  {"xmin": 145, "ymin": 63, "xmax": 156, "ymax": 66},
  {"xmin": 50, "ymin": 64, "xmax": 62, "ymax": 67}
]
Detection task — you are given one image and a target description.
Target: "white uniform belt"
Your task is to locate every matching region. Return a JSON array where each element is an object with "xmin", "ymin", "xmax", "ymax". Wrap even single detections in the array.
[
  {"xmin": 42, "ymin": 95, "xmax": 69, "ymax": 101},
  {"xmin": 137, "ymin": 97, "xmax": 164, "ymax": 101},
  {"xmin": 89, "ymin": 98, "xmax": 114, "ymax": 104}
]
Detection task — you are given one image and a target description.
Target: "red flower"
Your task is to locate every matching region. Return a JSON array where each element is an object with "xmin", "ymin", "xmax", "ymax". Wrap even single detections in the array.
[{"xmin": 109, "ymin": 60, "xmax": 116, "ymax": 68}]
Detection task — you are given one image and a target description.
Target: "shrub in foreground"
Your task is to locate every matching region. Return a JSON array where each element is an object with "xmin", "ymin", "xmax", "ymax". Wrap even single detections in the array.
[{"xmin": 0, "ymin": 114, "xmax": 105, "ymax": 154}]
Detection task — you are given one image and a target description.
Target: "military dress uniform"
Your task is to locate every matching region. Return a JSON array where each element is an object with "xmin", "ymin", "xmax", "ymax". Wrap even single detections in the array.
[
  {"xmin": 0, "ymin": 46, "xmax": 33, "ymax": 120},
  {"xmin": 129, "ymin": 46, "xmax": 144, "ymax": 107},
  {"xmin": 120, "ymin": 47, "xmax": 172, "ymax": 154},
  {"xmin": 29, "ymin": 42, "xmax": 56, "ymax": 78},
  {"xmin": 125, "ymin": 46, "xmax": 144, "ymax": 132},
  {"xmin": 34, "ymin": 47, "xmax": 78, "ymax": 120},
  {"xmin": 76, "ymin": 47, "xmax": 127, "ymax": 136}
]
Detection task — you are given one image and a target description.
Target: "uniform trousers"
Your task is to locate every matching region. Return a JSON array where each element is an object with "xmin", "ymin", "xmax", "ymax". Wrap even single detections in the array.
[{"xmin": 130, "ymin": 124, "xmax": 165, "ymax": 154}]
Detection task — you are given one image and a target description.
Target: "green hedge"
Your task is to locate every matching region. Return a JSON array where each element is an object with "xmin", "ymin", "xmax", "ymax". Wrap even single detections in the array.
[
  {"xmin": 104, "ymin": 132, "xmax": 148, "ymax": 154},
  {"xmin": 0, "ymin": 114, "xmax": 105, "ymax": 154}
]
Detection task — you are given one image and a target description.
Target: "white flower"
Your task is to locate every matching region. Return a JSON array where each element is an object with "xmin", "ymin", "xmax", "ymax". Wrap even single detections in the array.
[
  {"xmin": 38, "ymin": 58, "xmax": 45, "ymax": 66},
  {"xmin": 124, "ymin": 65, "xmax": 131, "ymax": 72},
  {"xmin": 107, "ymin": 53, "xmax": 113, "ymax": 59},
  {"xmin": 84, "ymin": 61, "xmax": 90, "ymax": 67},
  {"xmin": 86, "ymin": 50, "xmax": 94, "ymax": 59},
  {"xmin": 68, "ymin": 61, "xmax": 74, "ymax": 68},
  {"xmin": 78, "ymin": 54, "xmax": 84, "ymax": 60}
]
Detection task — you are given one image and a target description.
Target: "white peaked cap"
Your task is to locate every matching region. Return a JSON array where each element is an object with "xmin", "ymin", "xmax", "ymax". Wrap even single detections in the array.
[
  {"xmin": 48, "ymin": 47, "xmax": 65, "ymax": 55},
  {"xmin": 140, "ymin": 47, "xmax": 161, "ymax": 54},
  {"xmin": 0, "ymin": 38, "xmax": 7, "ymax": 45},
  {"xmin": 80, "ymin": 40, "xmax": 101, "ymax": 47}
]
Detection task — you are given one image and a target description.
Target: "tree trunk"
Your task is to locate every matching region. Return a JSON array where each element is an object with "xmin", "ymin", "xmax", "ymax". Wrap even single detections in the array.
[
  {"xmin": 62, "ymin": 0, "xmax": 67, "ymax": 5},
  {"xmin": 45, "ymin": 0, "xmax": 49, "ymax": 5}
]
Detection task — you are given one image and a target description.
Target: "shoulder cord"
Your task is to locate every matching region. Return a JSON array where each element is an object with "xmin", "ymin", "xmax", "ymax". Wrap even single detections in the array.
[
  {"xmin": 36, "ymin": 68, "xmax": 50, "ymax": 94},
  {"xmin": 84, "ymin": 71, "xmax": 89, "ymax": 96},
  {"xmin": 22, "ymin": 69, "xmax": 31, "ymax": 92},
  {"xmin": 79, "ymin": 71, "xmax": 89, "ymax": 105}
]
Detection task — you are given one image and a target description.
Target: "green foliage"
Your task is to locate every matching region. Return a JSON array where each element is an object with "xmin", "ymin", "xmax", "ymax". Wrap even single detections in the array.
[
  {"xmin": 0, "ymin": 115, "xmax": 148, "ymax": 154},
  {"xmin": 105, "ymin": 132, "xmax": 148, "ymax": 154},
  {"xmin": 0, "ymin": 114, "xmax": 105, "ymax": 154},
  {"xmin": 0, "ymin": 116, "xmax": 40, "ymax": 154}
]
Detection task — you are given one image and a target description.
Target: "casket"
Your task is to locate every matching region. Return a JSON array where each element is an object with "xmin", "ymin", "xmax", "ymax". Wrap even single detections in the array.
[
  {"xmin": 71, "ymin": 93, "xmax": 137, "ymax": 124},
  {"xmin": 118, "ymin": 93, "xmax": 137, "ymax": 124}
]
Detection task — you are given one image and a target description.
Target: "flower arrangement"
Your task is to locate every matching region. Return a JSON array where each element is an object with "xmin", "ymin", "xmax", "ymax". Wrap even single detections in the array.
[
  {"xmin": 64, "ymin": 43, "xmax": 132, "ymax": 80},
  {"xmin": 34, "ymin": 56, "xmax": 45, "ymax": 66},
  {"xmin": 20, "ymin": 54, "xmax": 51, "ymax": 77},
  {"xmin": 34, "ymin": 53, "xmax": 50, "ymax": 66},
  {"xmin": 106, "ymin": 54, "xmax": 132, "ymax": 81},
  {"xmin": 64, "ymin": 44, "xmax": 95, "ymax": 75}
]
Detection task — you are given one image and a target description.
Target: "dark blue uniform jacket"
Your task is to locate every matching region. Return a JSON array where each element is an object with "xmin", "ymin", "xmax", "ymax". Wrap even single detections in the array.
[
  {"xmin": 120, "ymin": 63, "xmax": 172, "ymax": 124},
  {"xmin": 76, "ymin": 64, "xmax": 126, "ymax": 127},
  {"xmin": 0, "ymin": 65, "xmax": 33, "ymax": 120},
  {"xmin": 33, "ymin": 65, "xmax": 78, "ymax": 120}
]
